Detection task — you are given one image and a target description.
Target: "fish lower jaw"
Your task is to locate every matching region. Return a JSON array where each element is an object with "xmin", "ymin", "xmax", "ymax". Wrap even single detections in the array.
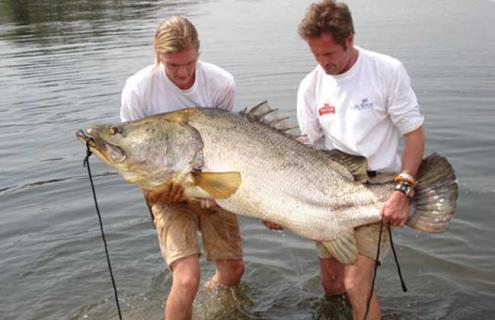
[{"xmin": 120, "ymin": 172, "xmax": 149, "ymax": 187}]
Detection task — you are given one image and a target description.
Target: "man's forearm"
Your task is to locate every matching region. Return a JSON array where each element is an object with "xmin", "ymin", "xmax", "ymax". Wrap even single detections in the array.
[{"xmin": 400, "ymin": 126, "xmax": 425, "ymax": 177}]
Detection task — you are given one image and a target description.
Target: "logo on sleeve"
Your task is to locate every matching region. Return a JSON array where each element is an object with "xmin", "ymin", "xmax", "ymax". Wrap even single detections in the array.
[{"xmin": 319, "ymin": 102, "xmax": 336, "ymax": 116}]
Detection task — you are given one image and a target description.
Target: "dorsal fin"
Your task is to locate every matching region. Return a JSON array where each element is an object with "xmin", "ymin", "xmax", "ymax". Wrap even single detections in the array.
[
  {"xmin": 240, "ymin": 102, "xmax": 371, "ymax": 182},
  {"xmin": 243, "ymin": 100, "xmax": 276, "ymax": 122},
  {"xmin": 321, "ymin": 149, "xmax": 370, "ymax": 183},
  {"xmin": 240, "ymin": 100, "xmax": 301, "ymax": 138}
]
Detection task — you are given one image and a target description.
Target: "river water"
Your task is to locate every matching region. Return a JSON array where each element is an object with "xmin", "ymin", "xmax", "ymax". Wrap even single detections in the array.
[{"xmin": 1, "ymin": 0, "xmax": 494, "ymax": 319}]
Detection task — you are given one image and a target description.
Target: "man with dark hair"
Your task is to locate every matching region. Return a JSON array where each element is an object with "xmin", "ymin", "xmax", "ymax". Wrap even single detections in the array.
[{"xmin": 297, "ymin": 1, "xmax": 424, "ymax": 319}]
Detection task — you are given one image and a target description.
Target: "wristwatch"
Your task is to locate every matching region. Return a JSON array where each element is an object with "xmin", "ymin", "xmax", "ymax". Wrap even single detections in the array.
[{"xmin": 394, "ymin": 182, "xmax": 415, "ymax": 200}]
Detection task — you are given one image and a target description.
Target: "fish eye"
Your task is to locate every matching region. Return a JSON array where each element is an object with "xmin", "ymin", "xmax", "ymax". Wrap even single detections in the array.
[{"xmin": 109, "ymin": 127, "xmax": 121, "ymax": 135}]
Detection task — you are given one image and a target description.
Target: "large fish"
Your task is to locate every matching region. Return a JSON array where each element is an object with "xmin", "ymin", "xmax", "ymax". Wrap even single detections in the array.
[{"xmin": 76, "ymin": 102, "xmax": 457, "ymax": 264}]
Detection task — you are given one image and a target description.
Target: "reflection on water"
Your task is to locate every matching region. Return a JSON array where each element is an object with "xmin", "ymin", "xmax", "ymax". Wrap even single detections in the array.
[
  {"xmin": 0, "ymin": 1, "xmax": 164, "ymax": 46},
  {"xmin": 1, "ymin": 0, "xmax": 495, "ymax": 319},
  {"xmin": 0, "ymin": 0, "xmax": 185, "ymax": 26}
]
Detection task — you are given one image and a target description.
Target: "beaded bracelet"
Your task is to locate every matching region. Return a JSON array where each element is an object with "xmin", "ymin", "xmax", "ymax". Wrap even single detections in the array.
[{"xmin": 394, "ymin": 172, "xmax": 417, "ymax": 188}]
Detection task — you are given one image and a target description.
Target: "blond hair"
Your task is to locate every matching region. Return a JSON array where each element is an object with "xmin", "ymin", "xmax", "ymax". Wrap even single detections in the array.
[
  {"xmin": 154, "ymin": 16, "xmax": 200, "ymax": 65},
  {"xmin": 298, "ymin": 0, "xmax": 354, "ymax": 48}
]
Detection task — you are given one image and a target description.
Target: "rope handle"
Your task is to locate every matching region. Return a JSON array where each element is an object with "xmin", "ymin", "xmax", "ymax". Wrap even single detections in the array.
[
  {"xmin": 363, "ymin": 220, "xmax": 407, "ymax": 320},
  {"xmin": 84, "ymin": 142, "xmax": 123, "ymax": 320}
]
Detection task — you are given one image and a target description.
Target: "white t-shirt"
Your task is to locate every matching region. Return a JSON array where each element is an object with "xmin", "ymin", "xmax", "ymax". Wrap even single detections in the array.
[
  {"xmin": 120, "ymin": 60, "xmax": 235, "ymax": 122},
  {"xmin": 297, "ymin": 47, "xmax": 424, "ymax": 172}
]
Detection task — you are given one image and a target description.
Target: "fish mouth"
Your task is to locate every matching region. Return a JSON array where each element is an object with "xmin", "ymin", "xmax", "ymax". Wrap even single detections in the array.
[
  {"xmin": 76, "ymin": 129, "xmax": 94, "ymax": 145},
  {"xmin": 76, "ymin": 129, "xmax": 126, "ymax": 164}
]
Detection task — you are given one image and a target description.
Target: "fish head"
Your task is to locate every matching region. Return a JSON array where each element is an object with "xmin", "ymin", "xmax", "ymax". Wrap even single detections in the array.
[{"xmin": 76, "ymin": 116, "xmax": 204, "ymax": 188}]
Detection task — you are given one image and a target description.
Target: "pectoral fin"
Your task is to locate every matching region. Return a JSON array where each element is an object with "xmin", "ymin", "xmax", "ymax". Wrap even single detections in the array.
[
  {"xmin": 320, "ymin": 230, "xmax": 359, "ymax": 265},
  {"xmin": 191, "ymin": 172, "xmax": 241, "ymax": 199},
  {"xmin": 184, "ymin": 185, "xmax": 212, "ymax": 199}
]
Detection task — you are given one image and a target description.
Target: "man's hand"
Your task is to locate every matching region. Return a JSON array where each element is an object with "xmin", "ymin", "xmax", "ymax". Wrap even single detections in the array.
[
  {"xmin": 143, "ymin": 182, "xmax": 186, "ymax": 206},
  {"xmin": 380, "ymin": 191, "xmax": 410, "ymax": 227},
  {"xmin": 183, "ymin": 197, "xmax": 220, "ymax": 215},
  {"xmin": 261, "ymin": 219, "xmax": 283, "ymax": 231},
  {"xmin": 199, "ymin": 198, "xmax": 220, "ymax": 210},
  {"xmin": 199, "ymin": 198, "xmax": 220, "ymax": 214}
]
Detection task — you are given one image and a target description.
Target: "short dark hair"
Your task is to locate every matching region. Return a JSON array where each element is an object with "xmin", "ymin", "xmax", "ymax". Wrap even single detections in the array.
[{"xmin": 298, "ymin": 0, "xmax": 354, "ymax": 47}]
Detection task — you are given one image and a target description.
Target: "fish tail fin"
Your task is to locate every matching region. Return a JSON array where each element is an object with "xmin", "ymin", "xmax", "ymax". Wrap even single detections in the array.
[{"xmin": 407, "ymin": 153, "xmax": 458, "ymax": 233}]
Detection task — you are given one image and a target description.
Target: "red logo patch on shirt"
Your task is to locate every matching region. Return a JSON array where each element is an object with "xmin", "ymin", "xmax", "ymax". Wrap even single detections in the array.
[{"xmin": 319, "ymin": 103, "xmax": 335, "ymax": 116}]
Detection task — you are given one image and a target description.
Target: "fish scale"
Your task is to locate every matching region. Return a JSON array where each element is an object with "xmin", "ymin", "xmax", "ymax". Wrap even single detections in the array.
[
  {"xmin": 187, "ymin": 108, "xmax": 389, "ymax": 240},
  {"xmin": 76, "ymin": 103, "xmax": 457, "ymax": 264}
]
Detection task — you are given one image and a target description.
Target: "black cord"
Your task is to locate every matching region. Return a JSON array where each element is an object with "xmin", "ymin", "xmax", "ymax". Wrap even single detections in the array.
[
  {"xmin": 83, "ymin": 142, "xmax": 123, "ymax": 320},
  {"xmin": 363, "ymin": 220, "xmax": 384, "ymax": 320},
  {"xmin": 388, "ymin": 225, "xmax": 408, "ymax": 293},
  {"xmin": 363, "ymin": 221, "xmax": 408, "ymax": 320}
]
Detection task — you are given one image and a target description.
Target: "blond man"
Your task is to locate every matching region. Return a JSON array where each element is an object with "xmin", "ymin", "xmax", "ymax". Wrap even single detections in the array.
[{"xmin": 120, "ymin": 16, "xmax": 244, "ymax": 320}]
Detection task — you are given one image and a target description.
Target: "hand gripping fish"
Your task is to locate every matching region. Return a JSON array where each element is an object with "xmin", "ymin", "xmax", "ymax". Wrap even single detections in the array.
[{"xmin": 76, "ymin": 102, "xmax": 458, "ymax": 264}]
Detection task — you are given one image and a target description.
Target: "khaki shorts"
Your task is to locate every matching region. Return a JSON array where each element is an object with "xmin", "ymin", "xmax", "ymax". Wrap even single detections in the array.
[
  {"xmin": 316, "ymin": 222, "xmax": 392, "ymax": 262},
  {"xmin": 151, "ymin": 201, "xmax": 243, "ymax": 268},
  {"xmin": 317, "ymin": 171, "xmax": 396, "ymax": 262}
]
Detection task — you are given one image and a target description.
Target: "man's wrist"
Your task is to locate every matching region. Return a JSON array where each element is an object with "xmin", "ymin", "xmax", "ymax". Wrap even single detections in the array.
[{"xmin": 394, "ymin": 182, "xmax": 415, "ymax": 200}]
